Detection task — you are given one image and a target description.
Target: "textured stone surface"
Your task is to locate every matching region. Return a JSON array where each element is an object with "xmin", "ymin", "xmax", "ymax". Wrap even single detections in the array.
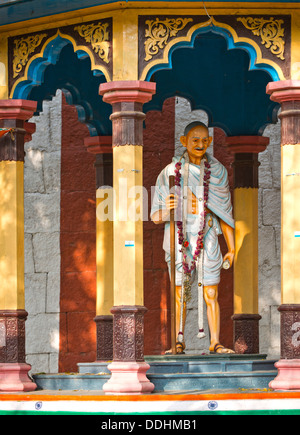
[
  {"xmin": 24, "ymin": 91, "xmax": 62, "ymax": 375},
  {"xmin": 259, "ymin": 122, "xmax": 281, "ymax": 358}
]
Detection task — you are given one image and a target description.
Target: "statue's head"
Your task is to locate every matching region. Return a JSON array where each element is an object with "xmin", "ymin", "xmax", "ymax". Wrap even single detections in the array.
[{"xmin": 180, "ymin": 121, "xmax": 212, "ymax": 164}]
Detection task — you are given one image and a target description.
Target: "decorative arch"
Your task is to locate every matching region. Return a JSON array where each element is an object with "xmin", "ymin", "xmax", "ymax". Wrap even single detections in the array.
[
  {"xmin": 144, "ymin": 28, "xmax": 281, "ymax": 136},
  {"xmin": 140, "ymin": 17, "xmax": 285, "ymax": 82},
  {"xmin": 11, "ymin": 32, "xmax": 112, "ymax": 136}
]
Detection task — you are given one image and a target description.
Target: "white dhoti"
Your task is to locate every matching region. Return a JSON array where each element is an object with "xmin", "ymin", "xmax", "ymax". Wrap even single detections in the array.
[
  {"xmin": 151, "ymin": 153, "xmax": 234, "ymax": 339},
  {"xmin": 165, "ymin": 212, "xmax": 223, "ymax": 287}
]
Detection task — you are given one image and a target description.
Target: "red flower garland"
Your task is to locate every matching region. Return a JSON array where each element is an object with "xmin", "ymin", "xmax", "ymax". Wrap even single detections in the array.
[{"xmin": 174, "ymin": 159, "xmax": 211, "ymax": 276}]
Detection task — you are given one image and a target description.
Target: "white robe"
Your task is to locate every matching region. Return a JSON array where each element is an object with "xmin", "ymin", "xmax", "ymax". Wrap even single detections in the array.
[{"xmin": 151, "ymin": 153, "xmax": 234, "ymax": 286}]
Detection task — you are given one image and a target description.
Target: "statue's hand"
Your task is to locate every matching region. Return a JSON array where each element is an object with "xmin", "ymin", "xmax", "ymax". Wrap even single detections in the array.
[
  {"xmin": 223, "ymin": 251, "xmax": 235, "ymax": 268},
  {"xmin": 166, "ymin": 194, "xmax": 178, "ymax": 211}
]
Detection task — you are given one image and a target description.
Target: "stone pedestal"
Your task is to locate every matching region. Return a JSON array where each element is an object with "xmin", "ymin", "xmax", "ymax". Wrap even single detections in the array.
[{"xmin": 0, "ymin": 310, "xmax": 36, "ymax": 391}]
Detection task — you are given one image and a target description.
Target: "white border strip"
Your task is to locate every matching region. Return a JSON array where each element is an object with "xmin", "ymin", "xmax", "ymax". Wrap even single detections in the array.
[{"xmin": 1, "ymin": 399, "xmax": 300, "ymax": 413}]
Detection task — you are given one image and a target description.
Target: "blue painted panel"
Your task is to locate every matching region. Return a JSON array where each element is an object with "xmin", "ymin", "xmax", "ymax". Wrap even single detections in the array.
[
  {"xmin": 13, "ymin": 39, "xmax": 112, "ymax": 136},
  {"xmin": 0, "ymin": 0, "xmax": 33, "ymax": 8},
  {"xmin": 145, "ymin": 33, "xmax": 279, "ymax": 136},
  {"xmin": 0, "ymin": 0, "xmax": 297, "ymax": 26}
]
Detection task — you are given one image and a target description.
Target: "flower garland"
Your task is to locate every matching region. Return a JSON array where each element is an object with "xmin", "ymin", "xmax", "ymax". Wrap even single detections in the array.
[{"xmin": 174, "ymin": 158, "xmax": 211, "ymax": 298}]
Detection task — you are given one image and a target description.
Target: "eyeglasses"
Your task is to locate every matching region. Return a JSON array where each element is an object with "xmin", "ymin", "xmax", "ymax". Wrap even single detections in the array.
[{"xmin": 191, "ymin": 137, "xmax": 209, "ymax": 146}]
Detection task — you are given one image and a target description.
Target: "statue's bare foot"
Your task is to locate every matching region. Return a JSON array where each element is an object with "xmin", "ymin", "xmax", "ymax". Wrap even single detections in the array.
[{"xmin": 210, "ymin": 343, "xmax": 235, "ymax": 354}]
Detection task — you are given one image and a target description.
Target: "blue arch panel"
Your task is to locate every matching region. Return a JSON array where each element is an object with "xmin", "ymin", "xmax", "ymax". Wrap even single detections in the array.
[
  {"xmin": 145, "ymin": 32, "xmax": 279, "ymax": 136},
  {"xmin": 13, "ymin": 38, "xmax": 112, "ymax": 137}
]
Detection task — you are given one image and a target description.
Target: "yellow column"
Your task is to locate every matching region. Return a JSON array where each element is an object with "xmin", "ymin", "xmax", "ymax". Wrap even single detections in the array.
[
  {"xmin": 84, "ymin": 136, "xmax": 114, "ymax": 361},
  {"xmin": 281, "ymin": 145, "xmax": 300, "ymax": 305},
  {"xmin": 226, "ymin": 137, "xmax": 269, "ymax": 354},
  {"xmin": 0, "ymin": 99, "xmax": 37, "ymax": 392},
  {"xmin": 99, "ymin": 81, "xmax": 156, "ymax": 394},
  {"xmin": 234, "ymin": 187, "xmax": 258, "ymax": 315},
  {"xmin": 113, "ymin": 144, "xmax": 143, "ymax": 306},
  {"xmin": 0, "ymin": 161, "xmax": 25, "ymax": 310},
  {"xmin": 96, "ymin": 194, "xmax": 114, "ymax": 314},
  {"xmin": 267, "ymin": 80, "xmax": 300, "ymax": 390}
]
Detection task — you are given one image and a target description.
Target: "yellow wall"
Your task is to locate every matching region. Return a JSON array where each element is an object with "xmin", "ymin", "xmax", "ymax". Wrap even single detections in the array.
[
  {"xmin": 291, "ymin": 10, "xmax": 300, "ymax": 79},
  {"xmin": 0, "ymin": 37, "xmax": 8, "ymax": 99},
  {"xmin": 234, "ymin": 188, "xmax": 259, "ymax": 314},
  {"xmin": 281, "ymin": 144, "xmax": 300, "ymax": 304},
  {"xmin": 96, "ymin": 189, "xmax": 114, "ymax": 315},
  {"xmin": 0, "ymin": 161, "xmax": 25, "ymax": 310}
]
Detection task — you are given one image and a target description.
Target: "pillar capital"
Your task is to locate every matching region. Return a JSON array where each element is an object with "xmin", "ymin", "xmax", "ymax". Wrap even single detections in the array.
[
  {"xmin": 0, "ymin": 99, "xmax": 37, "ymax": 121},
  {"xmin": 99, "ymin": 80, "xmax": 156, "ymax": 105},
  {"xmin": 0, "ymin": 100, "xmax": 37, "ymax": 162},
  {"xmin": 226, "ymin": 136, "xmax": 269, "ymax": 154},
  {"xmin": 267, "ymin": 80, "xmax": 300, "ymax": 146},
  {"xmin": 100, "ymin": 81, "xmax": 156, "ymax": 148},
  {"xmin": 267, "ymin": 80, "xmax": 300, "ymax": 103}
]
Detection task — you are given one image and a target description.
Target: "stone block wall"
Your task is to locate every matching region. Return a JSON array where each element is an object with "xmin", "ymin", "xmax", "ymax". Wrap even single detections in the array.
[
  {"xmin": 24, "ymin": 91, "xmax": 62, "ymax": 374},
  {"xmin": 259, "ymin": 123, "xmax": 281, "ymax": 357}
]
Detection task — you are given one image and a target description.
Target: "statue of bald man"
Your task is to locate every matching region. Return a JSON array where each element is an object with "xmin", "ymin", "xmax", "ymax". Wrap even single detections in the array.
[{"xmin": 151, "ymin": 122, "xmax": 235, "ymax": 354}]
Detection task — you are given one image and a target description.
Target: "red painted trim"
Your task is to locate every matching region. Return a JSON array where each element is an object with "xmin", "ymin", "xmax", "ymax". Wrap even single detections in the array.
[
  {"xmin": 267, "ymin": 80, "xmax": 300, "ymax": 103},
  {"xmin": 84, "ymin": 136, "xmax": 112, "ymax": 154},
  {"xmin": 225, "ymin": 136, "xmax": 269, "ymax": 154},
  {"xmin": 24, "ymin": 122, "xmax": 36, "ymax": 143},
  {"xmin": 0, "ymin": 99, "xmax": 37, "ymax": 120},
  {"xmin": 99, "ymin": 81, "xmax": 156, "ymax": 104},
  {"xmin": 59, "ymin": 97, "xmax": 97, "ymax": 372}
]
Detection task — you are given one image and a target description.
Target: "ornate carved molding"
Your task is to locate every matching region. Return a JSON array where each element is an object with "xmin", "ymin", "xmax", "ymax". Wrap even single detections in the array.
[
  {"xmin": 279, "ymin": 304, "xmax": 300, "ymax": 359},
  {"xmin": 94, "ymin": 315, "xmax": 113, "ymax": 361},
  {"xmin": 13, "ymin": 33, "xmax": 47, "ymax": 78},
  {"xmin": 0, "ymin": 310, "xmax": 28, "ymax": 364},
  {"xmin": 237, "ymin": 17, "xmax": 285, "ymax": 60},
  {"xmin": 8, "ymin": 18, "xmax": 113, "ymax": 95},
  {"xmin": 74, "ymin": 22, "xmax": 110, "ymax": 64},
  {"xmin": 144, "ymin": 17, "xmax": 193, "ymax": 61},
  {"xmin": 111, "ymin": 306, "xmax": 147, "ymax": 362},
  {"xmin": 232, "ymin": 314, "xmax": 262, "ymax": 354},
  {"xmin": 138, "ymin": 14, "xmax": 290, "ymax": 81}
]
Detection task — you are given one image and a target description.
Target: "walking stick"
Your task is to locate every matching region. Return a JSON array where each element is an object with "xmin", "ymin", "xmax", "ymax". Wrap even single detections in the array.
[{"xmin": 169, "ymin": 175, "xmax": 177, "ymax": 355}]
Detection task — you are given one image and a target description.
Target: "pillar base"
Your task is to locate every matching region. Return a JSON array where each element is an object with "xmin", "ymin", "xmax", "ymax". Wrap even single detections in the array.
[
  {"xmin": 0, "ymin": 363, "xmax": 37, "ymax": 392},
  {"xmin": 232, "ymin": 314, "xmax": 261, "ymax": 354},
  {"xmin": 94, "ymin": 315, "xmax": 113, "ymax": 362},
  {"xmin": 269, "ymin": 360, "xmax": 300, "ymax": 391},
  {"xmin": 103, "ymin": 361, "xmax": 155, "ymax": 395}
]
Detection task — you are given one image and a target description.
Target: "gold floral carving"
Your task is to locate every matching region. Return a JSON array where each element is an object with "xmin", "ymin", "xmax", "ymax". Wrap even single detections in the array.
[
  {"xmin": 13, "ymin": 33, "xmax": 47, "ymax": 78},
  {"xmin": 237, "ymin": 17, "xmax": 285, "ymax": 60},
  {"xmin": 144, "ymin": 17, "xmax": 193, "ymax": 61},
  {"xmin": 74, "ymin": 22, "xmax": 110, "ymax": 64}
]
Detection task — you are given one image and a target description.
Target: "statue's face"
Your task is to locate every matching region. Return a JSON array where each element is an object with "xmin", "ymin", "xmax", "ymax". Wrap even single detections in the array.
[{"xmin": 180, "ymin": 126, "xmax": 212, "ymax": 164}]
